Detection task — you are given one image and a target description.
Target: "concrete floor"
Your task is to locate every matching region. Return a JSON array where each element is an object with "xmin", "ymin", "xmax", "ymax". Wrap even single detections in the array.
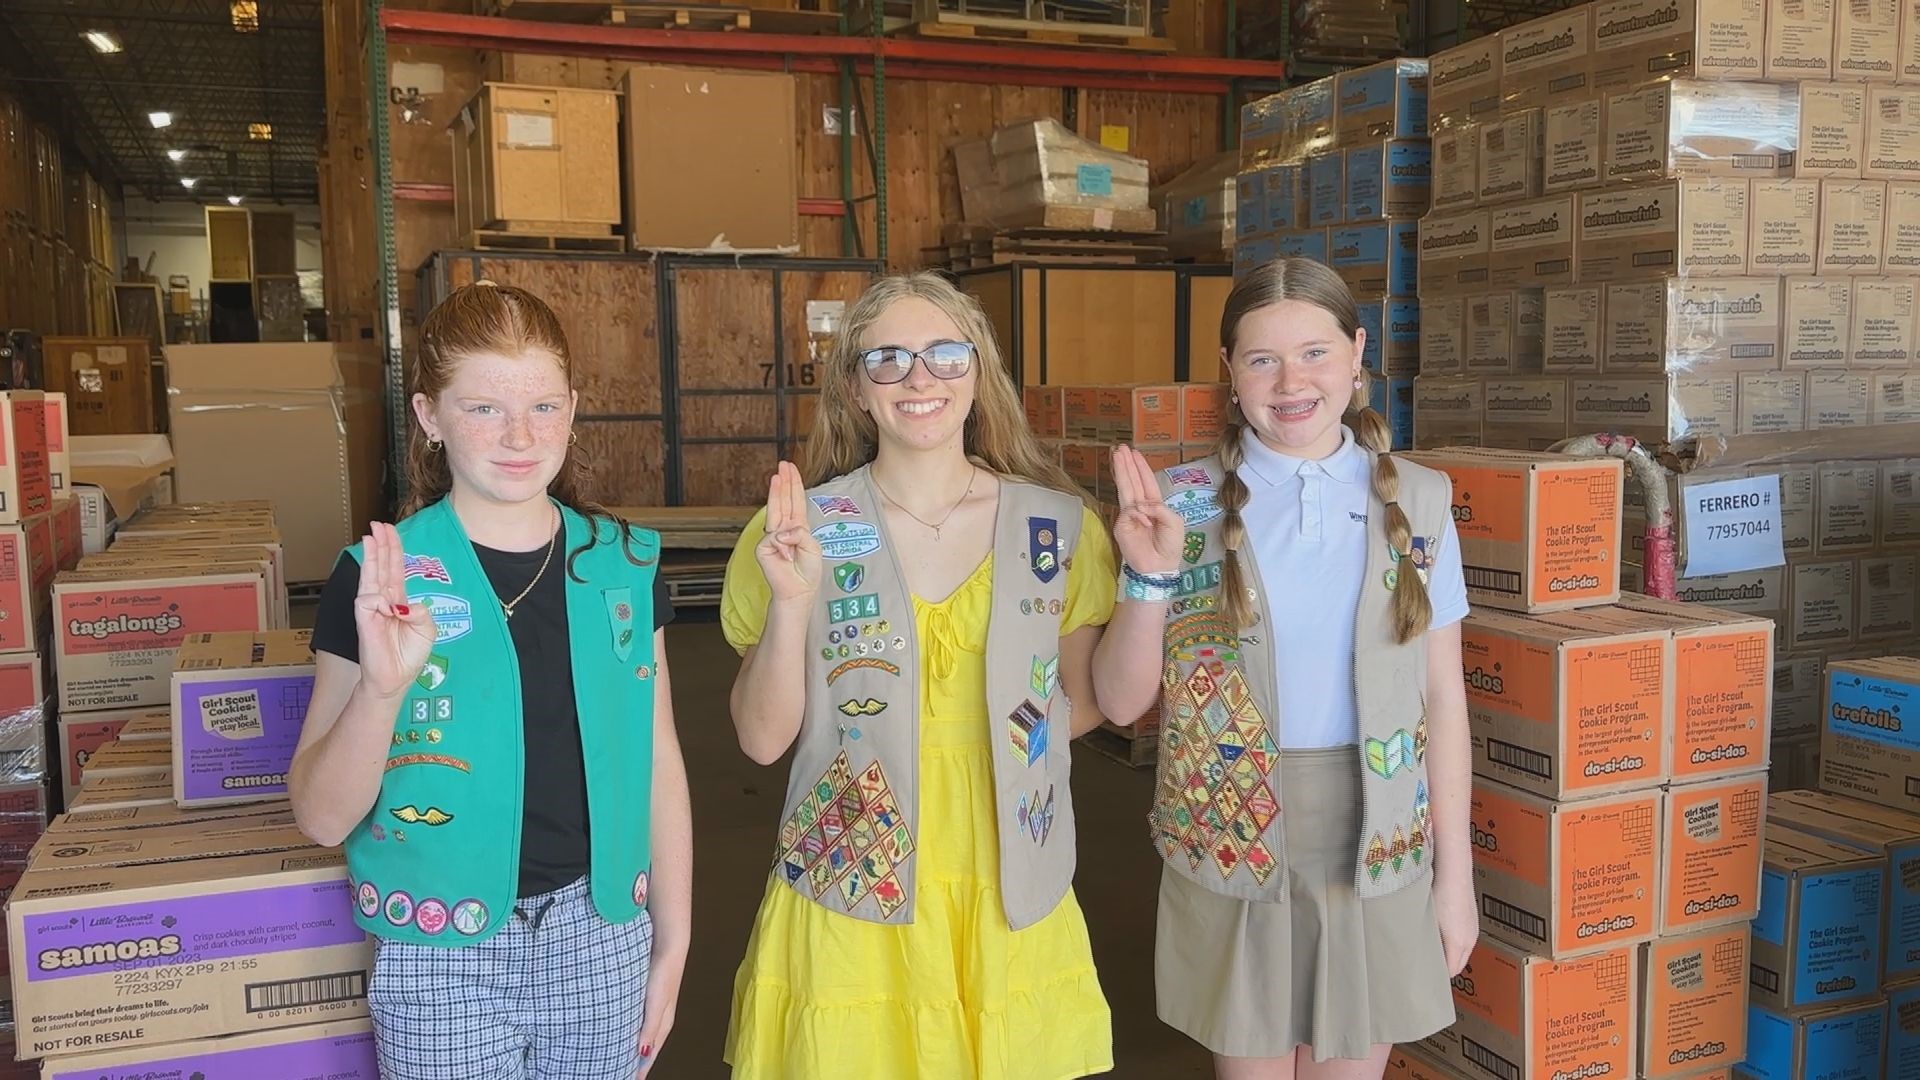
[{"xmin": 661, "ymin": 616, "xmax": 1214, "ymax": 1078}]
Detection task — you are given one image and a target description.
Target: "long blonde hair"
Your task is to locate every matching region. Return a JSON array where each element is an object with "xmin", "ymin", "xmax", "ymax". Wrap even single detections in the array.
[
  {"xmin": 1215, "ymin": 258, "xmax": 1431, "ymax": 643},
  {"xmin": 802, "ymin": 272, "xmax": 1084, "ymax": 501}
]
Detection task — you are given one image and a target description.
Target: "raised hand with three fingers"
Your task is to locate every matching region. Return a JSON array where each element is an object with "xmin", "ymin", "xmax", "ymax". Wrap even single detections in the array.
[
  {"xmin": 1109, "ymin": 445, "xmax": 1187, "ymax": 578},
  {"xmin": 352, "ymin": 522, "xmax": 439, "ymax": 701},
  {"xmin": 755, "ymin": 460, "xmax": 824, "ymax": 603}
]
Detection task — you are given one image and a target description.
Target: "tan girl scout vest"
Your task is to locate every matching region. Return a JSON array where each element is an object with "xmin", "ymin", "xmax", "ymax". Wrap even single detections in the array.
[
  {"xmin": 1152, "ymin": 451, "xmax": 1452, "ymax": 902},
  {"xmin": 771, "ymin": 466, "xmax": 1083, "ymax": 930}
]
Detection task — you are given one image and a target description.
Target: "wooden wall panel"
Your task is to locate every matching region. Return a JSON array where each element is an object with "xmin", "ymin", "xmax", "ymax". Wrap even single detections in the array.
[
  {"xmin": 469, "ymin": 254, "xmax": 662, "ymax": 415},
  {"xmin": 683, "ymin": 442, "xmax": 779, "ymax": 506},
  {"xmin": 672, "ymin": 267, "xmax": 776, "ymax": 391},
  {"xmin": 577, "ymin": 419, "xmax": 666, "ymax": 507},
  {"xmin": 681, "ymin": 395, "xmax": 778, "ymax": 439}
]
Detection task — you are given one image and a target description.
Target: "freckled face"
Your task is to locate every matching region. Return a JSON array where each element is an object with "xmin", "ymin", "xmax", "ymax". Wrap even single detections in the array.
[{"xmin": 412, "ymin": 349, "xmax": 576, "ymax": 506}]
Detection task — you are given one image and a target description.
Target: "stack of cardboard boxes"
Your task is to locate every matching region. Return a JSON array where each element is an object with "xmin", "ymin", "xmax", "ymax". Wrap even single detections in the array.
[
  {"xmin": 1392, "ymin": 448, "xmax": 1774, "ymax": 1080},
  {"xmin": 1411, "ymin": 0, "xmax": 1920, "ymax": 456},
  {"xmin": 1236, "ymin": 58, "xmax": 1431, "ymax": 448}
]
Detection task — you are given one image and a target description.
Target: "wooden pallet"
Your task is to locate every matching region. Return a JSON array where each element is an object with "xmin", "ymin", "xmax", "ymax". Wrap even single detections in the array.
[
  {"xmin": 932, "ymin": 224, "xmax": 1169, "ymax": 269},
  {"xmin": 488, "ymin": 0, "xmax": 842, "ymax": 32},
  {"xmin": 894, "ymin": 18, "xmax": 1175, "ymax": 50},
  {"xmin": 467, "ymin": 229, "xmax": 627, "ymax": 253},
  {"xmin": 607, "ymin": 3, "xmax": 752, "ymax": 29},
  {"xmin": 1082, "ymin": 723, "xmax": 1157, "ymax": 767}
]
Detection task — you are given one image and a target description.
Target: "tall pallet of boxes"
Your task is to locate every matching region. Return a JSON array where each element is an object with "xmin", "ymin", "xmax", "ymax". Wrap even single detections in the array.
[
  {"xmin": 9, "ymin": 502, "xmax": 379, "ymax": 1076},
  {"xmin": 1236, "ymin": 59, "xmax": 1431, "ymax": 450},
  {"xmin": 1380, "ymin": 449, "xmax": 1775, "ymax": 1080}
]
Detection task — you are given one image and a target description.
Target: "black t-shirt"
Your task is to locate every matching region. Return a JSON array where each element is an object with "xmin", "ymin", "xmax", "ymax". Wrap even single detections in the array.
[{"xmin": 312, "ymin": 530, "xmax": 673, "ymax": 898}]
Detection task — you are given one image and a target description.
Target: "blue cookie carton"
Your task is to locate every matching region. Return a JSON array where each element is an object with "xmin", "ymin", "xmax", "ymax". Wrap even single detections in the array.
[
  {"xmin": 1346, "ymin": 140, "xmax": 1433, "ymax": 223},
  {"xmin": 1309, "ymin": 152, "xmax": 1346, "ymax": 227},
  {"xmin": 1273, "ymin": 228, "xmax": 1330, "ymax": 265},
  {"xmin": 1355, "ymin": 296, "xmax": 1422, "ymax": 376},
  {"xmin": 1334, "ymin": 58, "xmax": 1430, "ymax": 146},
  {"xmin": 1750, "ymin": 825, "xmax": 1886, "ymax": 1014},
  {"xmin": 1820, "ymin": 657, "xmax": 1920, "ymax": 816},
  {"xmin": 1739, "ymin": 997, "xmax": 1886, "ymax": 1080},
  {"xmin": 1368, "ymin": 377, "xmax": 1415, "ymax": 450},
  {"xmin": 1769, "ymin": 788, "xmax": 1920, "ymax": 984},
  {"xmin": 1330, "ymin": 220, "xmax": 1419, "ymax": 298}
]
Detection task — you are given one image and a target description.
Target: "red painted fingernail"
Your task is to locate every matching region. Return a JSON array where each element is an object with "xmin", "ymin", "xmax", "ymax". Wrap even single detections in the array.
[
  {"xmin": 395, "ymin": 604, "xmax": 410, "ymax": 616},
  {"xmin": 641, "ymin": 1045, "xmax": 653, "ymax": 1058}
]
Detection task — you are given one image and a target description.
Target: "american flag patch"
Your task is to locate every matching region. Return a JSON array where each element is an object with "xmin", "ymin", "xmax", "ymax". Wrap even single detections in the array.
[
  {"xmin": 403, "ymin": 555, "xmax": 452, "ymax": 583},
  {"xmin": 811, "ymin": 495, "xmax": 862, "ymax": 516},
  {"xmin": 1167, "ymin": 466, "xmax": 1211, "ymax": 488}
]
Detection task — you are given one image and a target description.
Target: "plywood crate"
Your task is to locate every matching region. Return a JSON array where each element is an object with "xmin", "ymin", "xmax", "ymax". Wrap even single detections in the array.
[
  {"xmin": 205, "ymin": 206, "xmax": 253, "ymax": 282},
  {"xmin": 250, "ymin": 208, "xmax": 298, "ymax": 277},
  {"xmin": 42, "ymin": 337, "xmax": 157, "ymax": 435},
  {"xmin": 450, "ymin": 83, "xmax": 621, "ymax": 241},
  {"xmin": 956, "ymin": 263, "xmax": 1232, "ymax": 386}
]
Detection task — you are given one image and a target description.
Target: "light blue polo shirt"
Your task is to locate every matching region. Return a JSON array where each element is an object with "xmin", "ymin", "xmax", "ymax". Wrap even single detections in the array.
[{"xmin": 1238, "ymin": 426, "xmax": 1470, "ymax": 749}]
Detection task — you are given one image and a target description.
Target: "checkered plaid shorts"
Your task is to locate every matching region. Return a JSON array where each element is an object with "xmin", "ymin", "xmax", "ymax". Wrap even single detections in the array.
[{"xmin": 368, "ymin": 877, "xmax": 653, "ymax": 1080}]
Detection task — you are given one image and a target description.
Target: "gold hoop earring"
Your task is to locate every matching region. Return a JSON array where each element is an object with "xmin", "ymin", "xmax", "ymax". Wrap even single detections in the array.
[
  {"xmin": 426, "ymin": 437, "xmax": 443, "ymax": 453},
  {"xmin": 568, "ymin": 429, "xmax": 579, "ymax": 446}
]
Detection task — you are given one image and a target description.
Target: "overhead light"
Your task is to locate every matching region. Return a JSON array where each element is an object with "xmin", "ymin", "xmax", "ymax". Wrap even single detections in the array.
[
  {"xmin": 231, "ymin": 1, "xmax": 259, "ymax": 32},
  {"xmin": 82, "ymin": 30, "xmax": 122, "ymax": 54},
  {"xmin": 180, "ymin": 177, "xmax": 198, "ymax": 191},
  {"xmin": 166, "ymin": 148, "xmax": 186, "ymax": 162},
  {"xmin": 227, "ymin": 194, "xmax": 244, "ymax": 206},
  {"xmin": 148, "ymin": 111, "xmax": 173, "ymax": 129},
  {"xmin": 248, "ymin": 122, "xmax": 272, "ymax": 142}
]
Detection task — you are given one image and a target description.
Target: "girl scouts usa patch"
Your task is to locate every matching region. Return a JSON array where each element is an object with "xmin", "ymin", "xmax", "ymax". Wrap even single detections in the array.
[{"xmin": 1165, "ymin": 489, "xmax": 1223, "ymax": 527}]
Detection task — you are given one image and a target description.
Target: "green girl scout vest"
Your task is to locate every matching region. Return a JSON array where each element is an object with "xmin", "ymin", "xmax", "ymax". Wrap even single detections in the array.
[
  {"xmin": 341, "ymin": 498, "xmax": 659, "ymax": 946},
  {"xmin": 1152, "ymin": 450, "xmax": 1452, "ymax": 902},
  {"xmin": 774, "ymin": 467, "xmax": 1082, "ymax": 930}
]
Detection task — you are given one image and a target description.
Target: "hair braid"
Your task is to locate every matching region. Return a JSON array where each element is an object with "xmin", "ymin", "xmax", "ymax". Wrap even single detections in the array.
[
  {"xmin": 1349, "ymin": 383, "xmax": 1431, "ymax": 644},
  {"xmin": 1214, "ymin": 406, "xmax": 1254, "ymax": 629}
]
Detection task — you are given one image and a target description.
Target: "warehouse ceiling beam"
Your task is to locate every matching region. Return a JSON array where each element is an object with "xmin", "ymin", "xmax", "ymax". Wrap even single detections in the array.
[{"xmin": 377, "ymin": 9, "xmax": 1284, "ymax": 92}]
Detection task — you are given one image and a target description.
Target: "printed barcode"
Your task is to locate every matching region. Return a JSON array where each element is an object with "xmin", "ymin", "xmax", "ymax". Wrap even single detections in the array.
[
  {"xmin": 1853, "ymin": 0, "xmax": 1871, "ymax": 14},
  {"xmin": 1732, "ymin": 344, "xmax": 1777, "ymax": 359},
  {"xmin": 1897, "ymin": 474, "xmax": 1915, "ymax": 497},
  {"xmin": 1482, "ymin": 894, "xmax": 1547, "ymax": 943},
  {"xmin": 1464, "ymin": 566, "xmax": 1522, "ymax": 596},
  {"xmin": 246, "ymin": 970, "xmax": 366, "ymax": 1013},
  {"xmin": 1462, "ymin": 1036, "xmax": 1520, "ymax": 1080},
  {"xmin": 1906, "ymin": 775, "xmax": 1920, "ymax": 799},
  {"xmin": 1732, "ymin": 154, "xmax": 1775, "ymax": 169},
  {"xmin": 1784, "ymin": 0, "xmax": 1803, "ymax": 15},
  {"xmin": 1489, "ymin": 738, "xmax": 1554, "ymax": 780},
  {"xmin": 1889, "ymin": 383, "xmax": 1908, "ymax": 407},
  {"xmin": 1750, "ymin": 963, "xmax": 1780, "ymax": 995},
  {"xmin": 1884, "ymin": 98, "xmax": 1905, "ymax": 121},
  {"xmin": 1872, "ymin": 563, "xmax": 1893, "ymax": 589}
]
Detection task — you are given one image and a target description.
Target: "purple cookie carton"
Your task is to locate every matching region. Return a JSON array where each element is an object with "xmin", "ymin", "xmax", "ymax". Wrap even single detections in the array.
[
  {"xmin": 40, "ymin": 1018, "xmax": 377, "ymax": 1080},
  {"xmin": 171, "ymin": 630, "xmax": 315, "ymax": 808}
]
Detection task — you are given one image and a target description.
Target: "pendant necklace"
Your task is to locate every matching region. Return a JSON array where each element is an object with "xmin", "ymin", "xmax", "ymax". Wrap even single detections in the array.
[
  {"xmin": 874, "ymin": 466, "xmax": 978, "ymax": 541},
  {"xmin": 501, "ymin": 514, "xmax": 559, "ymax": 619}
]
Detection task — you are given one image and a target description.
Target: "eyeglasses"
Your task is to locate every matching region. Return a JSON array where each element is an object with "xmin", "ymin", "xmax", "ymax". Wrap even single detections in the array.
[{"xmin": 858, "ymin": 341, "xmax": 977, "ymax": 384}]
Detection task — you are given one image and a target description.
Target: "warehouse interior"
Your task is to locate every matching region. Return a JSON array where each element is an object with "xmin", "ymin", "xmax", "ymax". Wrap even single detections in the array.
[{"xmin": 1, "ymin": 0, "xmax": 1919, "ymax": 1076}]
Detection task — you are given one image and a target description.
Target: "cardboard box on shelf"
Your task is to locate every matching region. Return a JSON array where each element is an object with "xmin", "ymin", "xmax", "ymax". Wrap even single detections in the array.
[
  {"xmin": 1356, "ymin": 297, "xmax": 1423, "ymax": 377},
  {"xmin": 1576, "ymin": 179, "xmax": 1753, "ymax": 281},
  {"xmin": 1666, "ymin": 275, "xmax": 1785, "ymax": 372},
  {"xmin": 65, "ymin": 770, "xmax": 173, "ymax": 812},
  {"xmin": 1776, "ymin": 463, "xmax": 1819, "ymax": 556},
  {"xmin": 622, "ymin": 69, "xmax": 796, "ymax": 250},
  {"xmin": 1889, "ymin": 183, "xmax": 1920, "ymax": 270},
  {"xmin": 171, "ymin": 630, "xmax": 315, "ymax": 809},
  {"xmin": 1818, "ymin": 462, "xmax": 1880, "ymax": 554},
  {"xmin": 1309, "ymin": 152, "xmax": 1345, "ymax": 227},
  {"xmin": 1273, "ymin": 227, "xmax": 1331, "ymax": 264},
  {"xmin": 1799, "ymin": 83, "xmax": 1869, "ymax": 179},
  {"xmin": 1672, "ymin": 370, "xmax": 1735, "ymax": 438},
  {"xmin": 1837, "ymin": 0, "xmax": 1903, "ymax": 80},
  {"xmin": 1419, "ymin": 296, "xmax": 1468, "ymax": 374},
  {"xmin": 1095, "ymin": 385, "xmax": 1183, "ymax": 445},
  {"xmin": 1891, "ymin": 978, "xmax": 1920, "ymax": 1076},
  {"xmin": 39, "ymin": 340, "xmax": 154, "ymax": 437},
  {"xmin": 41, "ymin": 392, "xmax": 67, "ymax": 497},
  {"xmin": 54, "ymin": 564, "xmax": 271, "ymax": 713},
  {"xmin": 1329, "ymin": 219, "xmax": 1419, "ymax": 297},
  {"xmin": 1810, "ymin": 369, "xmax": 1874, "ymax": 430},
  {"xmin": 1742, "ymin": 998, "xmax": 1888, "ymax": 1078},
  {"xmin": 1431, "ymin": 125, "xmax": 1479, "ymax": 210},
  {"xmin": 1477, "ymin": 109, "xmax": 1545, "ymax": 204},
  {"xmin": 1456, "ymin": 607, "xmax": 1666, "ymax": 797},
  {"xmin": 1543, "ymin": 286, "xmax": 1602, "ymax": 373},
  {"xmin": 1774, "ymin": 652, "xmax": 1827, "ymax": 743},
  {"xmin": 1859, "ymin": 554, "xmax": 1920, "ymax": 641},
  {"xmin": 1905, "ymin": 0, "xmax": 1920, "ymax": 82},
  {"xmin": 1791, "ymin": 559, "xmax": 1859, "ymax": 650},
  {"xmin": 1750, "ymin": 825, "xmax": 1886, "ymax": 1011},
  {"xmin": 1638, "ymin": 924, "xmax": 1750, "ymax": 1079},
  {"xmin": 1819, "ymin": 180, "xmax": 1891, "ymax": 275},
  {"xmin": 1501, "ymin": 7, "xmax": 1595, "ymax": 111},
  {"xmin": 1022, "ymin": 385, "xmax": 1065, "ymax": 439},
  {"xmin": 1179, "ymin": 384, "xmax": 1229, "ymax": 444},
  {"xmin": 450, "ymin": 83, "xmax": 619, "ymax": 239},
  {"xmin": 1264, "ymin": 162, "xmax": 1308, "ymax": 232},
  {"xmin": 78, "ymin": 738, "xmax": 170, "ymax": 782},
  {"xmin": 1740, "ymin": 370, "xmax": 1808, "ymax": 435},
  {"xmin": 1344, "ymin": 140, "xmax": 1432, "ymax": 222},
  {"xmin": 1482, "ymin": 376, "xmax": 1567, "ymax": 449},
  {"xmin": 1429, "ymin": 35, "xmax": 1502, "ymax": 131},
  {"xmin": 1157, "ymin": 154, "xmax": 1238, "ymax": 260},
  {"xmin": 1820, "ymin": 656, "xmax": 1920, "ymax": 815},
  {"xmin": 1436, "ymin": 936, "xmax": 1636, "ymax": 1080},
  {"xmin": 1487, "ymin": 195, "xmax": 1576, "ymax": 288},
  {"xmin": 1766, "ymin": 0, "xmax": 1837, "ymax": 78},
  {"xmin": 1382, "ymin": 1042, "xmax": 1473, "ymax": 1080},
  {"xmin": 1882, "ymin": 457, "xmax": 1920, "ymax": 548},
  {"xmin": 0, "ymin": 516, "xmax": 56, "ymax": 655},
  {"xmin": 6, "ymin": 840, "xmax": 370, "ymax": 1058},
  {"xmin": 163, "ymin": 344, "xmax": 382, "ymax": 585},
  {"xmin": 1467, "ymin": 291, "xmax": 1547, "ymax": 373},
  {"xmin": 1604, "ymin": 79, "xmax": 1798, "ymax": 182},
  {"xmin": 1866, "ymin": 86, "xmax": 1920, "ymax": 181},
  {"xmin": 1062, "ymin": 387, "xmax": 1100, "ymax": 440},
  {"xmin": 1468, "ymin": 777, "xmax": 1660, "ymax": 956},
  {"xmin": 1333, "ymin": 59, "xmax": 1429, "ymax": 146},
  {"xmin": 1568, "ymin": 375, "xmax": 1679, "ymax": 443},
  {"xmin": 0, "ymin": 390, "xmax": 51, "ymax": 526},
  {"xmin": 1615, "ymin": 594, "xmax": 1775, "ymax": 781},
  {"xmin": 1748, "ymin": 178, "xmax": 1822, "ymax": 275},
  {"xmin": 1660, "ymin": 771, "xmax": 1769, "ymax": 935},
  {"xmin": 1851, "ymin": 276, "xmax": 1919, "ymax": 366},
  {"xmin": 1785, "ymin": 277, "xmax": 1854, "ymax": 367},
  {"xmin": 49, "ymin": 496, "xmax": 80, "ymax": 572},
  {"xmin": 52, "ymin": 798, "xmax": 296, "ymax": 836},
  {"xmin": 36, "ymin": 1019, "xmax": 378, "ymax": 1080},
  {"xmin": 1416, "ymin": 207, "xmax": 1490, "ymax": 295},
  {"xmin": 1590, "ymin": 0, "xmax": 1768, "ymax": 88},
  {"xmin": 1236, "ymin": 169, "xmax": 1270, "ymax": 243},
  {"xmin": 960, "ymin": 119, "xmax": 1152, "ymax": 231},
  {"xmin": 1369, "ymin": 376, "xmax": 1417, "ymax": 450},
  {"xmin": 1543, "ymin": 95, "xmax": 1606, "ymax": 194},
  {"xmin": 1411, "ymin": 375, "xmax": 1486, "ymax": 448},
  {"xmin": 1769, "ymin": 789, "xmax": 1920, "ymax": 982},
  {"xmin": 1403, "ymin": 447, "xmax": 1623, "ymax": 613},
  {"xmin": 0, "ymin": 651, "xmax": 44, "ymax": 719}
]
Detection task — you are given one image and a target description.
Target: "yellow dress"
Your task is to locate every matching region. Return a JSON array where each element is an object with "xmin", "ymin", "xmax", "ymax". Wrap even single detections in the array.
[{"xmin": 721, "ymin": 505, "xmax": 1117, "ymax": 1080}]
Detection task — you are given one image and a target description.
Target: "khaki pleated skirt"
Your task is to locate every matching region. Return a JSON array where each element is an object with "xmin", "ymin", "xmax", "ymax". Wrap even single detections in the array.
[{"xmin": 1153, "ymin": 746, "xmax": 1456, "ymax": 1062}]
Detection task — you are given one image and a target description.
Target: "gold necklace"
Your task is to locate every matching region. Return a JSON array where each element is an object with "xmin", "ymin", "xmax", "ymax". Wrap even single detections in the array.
[
  {"xmin": 874, "ymin": 466, "xmax": 978, "ymax": 541},
  {"xmin": 501, "ymin": 515, "xmax": 559, "ymax": 619}
]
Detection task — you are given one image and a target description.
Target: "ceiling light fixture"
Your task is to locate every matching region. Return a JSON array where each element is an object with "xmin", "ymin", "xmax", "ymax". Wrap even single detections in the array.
[
  {"xmin": 180, "ymin": 177, "xmax": 198, "ymax": 191},
  {"xmin": 166, "ymin": 149, "xmax": 187, "ymax": 162},
  {"xmin": 227, "ymin": 194, "xmax": 244, "ymax": 206},
  {"xmin": 248, "ymin": 123, "xmax": 273, "ymax": 142},
  {"xmin": 231, "ymin": 1, "xmax": 260, "ymax": 32},
  {"xmin": 82, "ymin": 30, "xmax": 122, "ymax": 54},
  {"xmin": 148, "ymin": 111, "xmax": 173, "ymax": 129}
]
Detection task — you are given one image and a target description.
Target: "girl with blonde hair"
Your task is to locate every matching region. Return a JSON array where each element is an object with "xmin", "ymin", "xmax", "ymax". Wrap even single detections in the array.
[
  {"xmin": 1090, "ymin": 258, "xmax": 1476, "ymax": 1079},
  {"xmin": 721, "ymin": 272, "xmax": 1115, "ymax": 1078}
]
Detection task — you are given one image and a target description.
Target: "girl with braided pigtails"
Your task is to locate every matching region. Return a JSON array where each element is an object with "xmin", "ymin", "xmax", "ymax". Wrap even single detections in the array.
[{"xmin": 1089, "ymin": 258, "xmax": 1476, "ymax": 1079}]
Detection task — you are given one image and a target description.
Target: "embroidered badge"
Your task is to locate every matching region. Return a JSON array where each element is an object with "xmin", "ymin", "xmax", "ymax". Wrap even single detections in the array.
[
  {"xmin": 1009, "ymin": 700, "xmax": 1049, "ymax": 766},
  {"xmin": 414, "ymin": 899, "xmax": 450, "ymax": 936},
  {"xmin": 403, "ymin": 554, "xmax": 452, "ymax": 583},
  {"xmin": 814, "ymin": 522, "xmax": 882, "ymax": 561},
  {"xmin": 1165, "ymin": 489, "xmax": 1223, "ymax": 527},
  {"xmin": 417, "ymin": 594, "xmax": 474, "ymax": 644},
  {"xmin": 1016, "ymin": 784, "xmax": 1056, "ymax": 843},
  {"xmin": 390, "ymin": 805, "xmax": 454, "ymax": 826},
  {"xmin": 774, "ymin": 751, "xmax": 913, "ymax": 918},
  {"xmin": 1182, "ymin": 531, "xmax": 1206, "ymax": 565},
  {"xmin": 1152, "ymin": 664, "xmax": 1280, "ymax": 886},
  {"xmin": 356, "ymin": 881, "xmax": 380, "ymax": 917},
  {"xmin": 450, "ymin": 899, "xmax": 490, "ymax": 936},
  {"xmin": 1030, "ymin": 655, "xmax": 1060, "ymax": 699},
  {"xmin": 1028, "ymin": 517, "xmax": 1061, "ymax": 584},
  {"xmin": 812, "ymin": 495, "xmax": 862, "ymax": 516},
  {"xmin": 1364, "ymin": 729, "xmax": 1420, "ymax": 779},
  {"xmin": 827, "ymin": 594, "xmax": 881, "ymax": 623},
  {"xmin": 827, "ymin": 657, "xmax": 901, "ymax": 684},
  {"xmin": 605, "ymin": 587, "xmax": 635, "ymax": 661},
  {"xmin": 386, "ymin": 753, "xmax": 471, "ymax": 774},
  {"xmin": 834, "ymin": 563, "xmax": 866, "ymax": 593},
  {"xmin": 838, "ymin": 698, "xmax": 887, "ymax": 717},
  {"xmin": 632, "ymin": 871, "xmax": 650, "ymax": 907},
  {"xmin": 1168, "ymin": 466, "xmax": 1212, "ymax": 488},
  {"xmin": 416, "ymin": 654, "xmax": 450, "ymax": 692},
  {"xmin": 383, "ymin": 890, "xmax": 415, "ymax": 927}
]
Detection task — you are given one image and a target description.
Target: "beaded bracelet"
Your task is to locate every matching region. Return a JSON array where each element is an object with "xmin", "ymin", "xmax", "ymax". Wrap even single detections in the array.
[{"xmin": 1118, "ymin": 563, "xmax": 1180, "ymax": 604}]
